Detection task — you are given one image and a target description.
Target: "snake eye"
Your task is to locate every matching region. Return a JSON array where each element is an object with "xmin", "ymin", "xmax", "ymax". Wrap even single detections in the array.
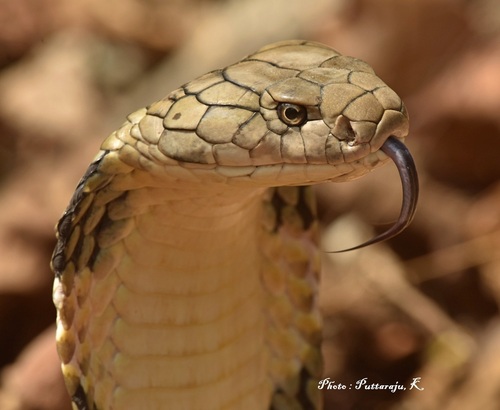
[{"xmin": 277, "ymin": 103, "xmax": 307, "ymax": 126}]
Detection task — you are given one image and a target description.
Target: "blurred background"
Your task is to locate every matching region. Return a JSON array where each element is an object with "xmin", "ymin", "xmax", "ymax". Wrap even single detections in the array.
[{"xmin": 0, "ymin": 0, "xmax": 499, "ymax": 409}]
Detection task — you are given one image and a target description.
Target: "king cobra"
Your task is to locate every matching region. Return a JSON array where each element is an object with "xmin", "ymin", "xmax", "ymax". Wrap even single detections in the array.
[{"xmin": 51, "ymin": 40, "xmax": 418, "ymax": 409}]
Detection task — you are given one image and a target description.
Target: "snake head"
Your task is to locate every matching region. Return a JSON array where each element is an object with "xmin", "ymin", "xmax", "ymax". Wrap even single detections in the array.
[
  {"xmin": 142, "ymin": 40, "xmax": 418, "ymax": 247},
  {"xmin": 228, "ymin": 41, "xmax": 410, "ymax": 180}
]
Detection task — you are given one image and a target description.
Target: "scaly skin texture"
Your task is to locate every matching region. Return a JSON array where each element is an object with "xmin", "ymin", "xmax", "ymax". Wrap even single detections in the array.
[{"xmin": 51, "ymin": 40, "xmax": 410, "ymax": 409}]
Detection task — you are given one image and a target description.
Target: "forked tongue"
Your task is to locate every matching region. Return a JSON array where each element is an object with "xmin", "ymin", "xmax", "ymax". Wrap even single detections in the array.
[{"xmin": 330, "ymin": 136, "xmax": 419, "ymax": 253}]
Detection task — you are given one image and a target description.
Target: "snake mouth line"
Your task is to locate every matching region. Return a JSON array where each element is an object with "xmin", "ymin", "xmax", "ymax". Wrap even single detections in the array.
[{"xmin": 331, "ymin": 136, "xmax": 419, "ymax": 252}]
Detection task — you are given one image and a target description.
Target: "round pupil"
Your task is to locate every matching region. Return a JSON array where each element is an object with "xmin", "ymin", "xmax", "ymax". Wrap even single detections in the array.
[{"xmin": 285, "ymin": 107, "xmax": 300, "ymax": 120}]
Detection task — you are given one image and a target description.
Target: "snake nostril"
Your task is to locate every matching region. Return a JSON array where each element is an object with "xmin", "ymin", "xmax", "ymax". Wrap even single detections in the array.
[{"xmin": 332, "ymin": 115, "xmax": 356, "ymax": 144}]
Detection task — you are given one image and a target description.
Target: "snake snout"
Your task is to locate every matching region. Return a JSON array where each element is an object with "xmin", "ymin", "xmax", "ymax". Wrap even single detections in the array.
[{"xmin": 371, "ymin": 104, "xmax": 410, "ymax": 150}]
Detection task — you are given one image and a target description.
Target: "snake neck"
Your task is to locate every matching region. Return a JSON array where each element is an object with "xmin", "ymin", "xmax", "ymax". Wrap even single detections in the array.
[
  {"xmin": 55, "ymin": 148, "xmax": 323, "ymax": 409},
  {"xmin": 82, "ymin": 183, "xmax": 276, "ymax": 409},
  {"xmin": 130, "ymin": 185, "xmax": 266, "ymax": 293}
]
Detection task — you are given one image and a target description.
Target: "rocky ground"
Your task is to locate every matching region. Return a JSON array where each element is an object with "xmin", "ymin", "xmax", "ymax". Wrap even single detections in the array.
[{"xmin": 0, "ymin": 0, "xmax": 499, "ymax": 409}]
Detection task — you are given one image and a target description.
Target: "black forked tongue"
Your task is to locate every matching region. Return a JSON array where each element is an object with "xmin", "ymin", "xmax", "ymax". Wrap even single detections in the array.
[{"xmin": 331, "ymin": 136, "xmax": 419, "ymax": 253}]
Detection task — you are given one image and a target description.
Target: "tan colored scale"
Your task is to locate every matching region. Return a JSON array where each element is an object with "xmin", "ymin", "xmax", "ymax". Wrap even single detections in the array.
[{"xmin": 52, "ymin": 40, "xmax": 410, "ymax": 409}]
